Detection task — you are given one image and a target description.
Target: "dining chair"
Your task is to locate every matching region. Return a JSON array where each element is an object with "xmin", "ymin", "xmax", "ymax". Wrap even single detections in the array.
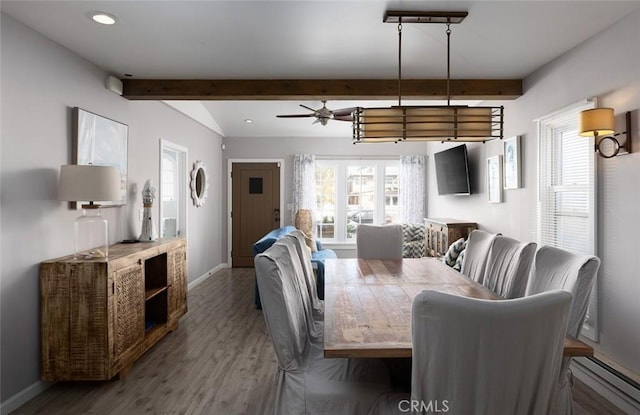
[
  {"xmin": 482, "ymin": 236, "xmax": 536, "ymax": 298},
  {"xmin": 356, "ymin": 224, "xmax": 403, "ymax": 259},
  {"xmin": 284, "ymin": 229, "xmax": 324, "ymax": 319},
  {"xmin": 411, "ymin": 290, "xmax": 572, "ymax": 415},
  {"xmin": 255, "ymin": 243, "xmax": 394, "ymax": 415},
  {"xmin": 272, "ymin": 237, "xmax": 323, "ymax": 343},
  {"xmin": 525, "ymin": 245, "xmax": 600, "ymax": 415},
  {"xmin": 460, "ymin": 229, "xmax": 500, "ymax": 283}
]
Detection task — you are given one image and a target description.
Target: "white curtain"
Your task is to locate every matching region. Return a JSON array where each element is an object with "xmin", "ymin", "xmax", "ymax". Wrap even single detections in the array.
[
  {"xmin": 399, "ymin": 155, "xmax": 425, "ymax": 224},
  {"xmin": 291, "ymin": 154, "xmax": 317, "ymax": 222}
]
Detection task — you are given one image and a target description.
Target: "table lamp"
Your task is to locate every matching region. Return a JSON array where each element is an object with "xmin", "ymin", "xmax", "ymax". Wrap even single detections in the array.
[{"xmin": 58, "ymin": 165, "xmax": 121, "ymax": 260}]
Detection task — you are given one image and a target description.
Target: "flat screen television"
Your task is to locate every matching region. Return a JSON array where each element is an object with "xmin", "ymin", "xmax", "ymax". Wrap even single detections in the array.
[{"xmin": 434, "ymin": 144, "xmax": 471, "ymax": 195}]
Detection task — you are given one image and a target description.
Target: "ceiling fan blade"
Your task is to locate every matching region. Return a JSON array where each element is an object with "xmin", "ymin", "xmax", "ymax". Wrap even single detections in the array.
[
  {"xmin": 299, "ymin": 104, "xmax": 318, "ymax": 113},
  {"xmin": 331, "ymin": 107, "xmax": 357, "ymax": 117},
  {"xmin": 333, "ymin": 115, "xmax": 354, "ymax": 122},
  {"xmin": 276, "ymin": 114, "xmax": 315, "ymax": 118}
]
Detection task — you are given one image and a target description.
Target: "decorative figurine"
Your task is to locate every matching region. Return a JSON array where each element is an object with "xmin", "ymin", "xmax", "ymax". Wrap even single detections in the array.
[{"xmin": 139, "ymin": 179, "xmax": 158, "ymax": 242}]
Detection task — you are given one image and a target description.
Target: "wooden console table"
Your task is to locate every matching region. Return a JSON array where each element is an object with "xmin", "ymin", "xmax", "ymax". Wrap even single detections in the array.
[
  {"xmin": 40, "ymin": 238, "xmax": 187, "ymax": 381},
  {"xmin": 424, "ymin": 218, "xmax": 477, "ymax": 257}
]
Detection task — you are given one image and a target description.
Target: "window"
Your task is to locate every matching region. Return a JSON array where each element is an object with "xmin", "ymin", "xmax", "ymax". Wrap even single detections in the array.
[
  {"xmin": 537, "ymin": 100, "xmax": 598, "ymax": 340},
  {"xmin": 315, "ymin": 160, "xmax": 399, "ymax": 242}
]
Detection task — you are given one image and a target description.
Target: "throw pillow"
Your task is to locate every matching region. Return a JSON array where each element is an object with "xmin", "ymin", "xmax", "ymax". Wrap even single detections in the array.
[
  {"xmin": 443, "ymin": 237, "xmax": 466, "ymax": 267},
  {"xmin": 403, "ymin": 241, "xmax": 426, "ymax": 258},
  {"xmin": 402, "ymin": 223, "xmax": 426, "ymax": 258},
  {"xmin": 453, "ymin": 248, "xmax": 465, "ymax": 272},
  {"xmin": 294, "ymin": 209, "xmax": 317, "ymax": 252}
]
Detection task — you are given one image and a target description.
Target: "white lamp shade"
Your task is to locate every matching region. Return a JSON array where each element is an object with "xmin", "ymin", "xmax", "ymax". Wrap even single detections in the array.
[
  {"xmin": 59, "ymin": 165, "xmax": 121, "ymax": 202},
  {"xmin": 579, "ymin": 108, "xmax": 615, "ymax": 137}
]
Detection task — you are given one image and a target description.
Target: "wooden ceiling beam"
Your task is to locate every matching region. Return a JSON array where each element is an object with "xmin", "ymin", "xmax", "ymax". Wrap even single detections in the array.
[{"xmin": 121, "ymin": 79, "xmax": 522, "ymax": 100}]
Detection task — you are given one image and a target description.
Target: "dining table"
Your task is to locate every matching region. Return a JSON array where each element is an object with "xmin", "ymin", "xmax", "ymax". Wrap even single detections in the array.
[{"xmin": 323, "ymin": 257, "xmax": 594, "ymax": 359}]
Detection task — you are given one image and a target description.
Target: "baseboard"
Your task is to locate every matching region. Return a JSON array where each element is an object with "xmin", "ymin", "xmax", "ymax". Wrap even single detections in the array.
[
  {"xmin": 188, "ymin": 262, "xmax": 229, "ymax": 290},
  {"xmin": 1, "ymin": 262, "xmax": 229, "ymax": 415},
  {"xmin": 572, "ymin": 357, "xmax": 640, "ymax": 415},
  {"xmin": 0, "ymin": 380, "xmax": 52, "ymax": 415}
]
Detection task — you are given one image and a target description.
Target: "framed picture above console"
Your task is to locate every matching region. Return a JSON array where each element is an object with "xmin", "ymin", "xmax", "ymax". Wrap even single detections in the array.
[{"xmin": 72, "ymin": 107, "xmax": 128, "ymax": 207}]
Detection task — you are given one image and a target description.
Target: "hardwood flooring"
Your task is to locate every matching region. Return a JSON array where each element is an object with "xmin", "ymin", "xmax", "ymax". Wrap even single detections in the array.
[{"xmin": 12, "ymin": 267, "xmax": 625, "ymax": 415}]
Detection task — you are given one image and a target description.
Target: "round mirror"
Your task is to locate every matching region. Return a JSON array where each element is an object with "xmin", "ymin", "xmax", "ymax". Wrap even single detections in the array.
[{"xmin": 190, "ymin": 160, "xmax": 209, "ymax": 207}]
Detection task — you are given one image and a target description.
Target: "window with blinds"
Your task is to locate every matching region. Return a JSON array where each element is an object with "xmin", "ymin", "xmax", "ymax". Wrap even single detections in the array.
[{"xmin": 537, "ymin": 100, "xmax": 598, "ymax": 341}]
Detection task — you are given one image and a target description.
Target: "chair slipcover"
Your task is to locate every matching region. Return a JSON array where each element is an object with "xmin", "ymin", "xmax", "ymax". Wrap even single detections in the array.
[
  {"xmin": 285, "ymin": 229, "xmax": 324, "ymax": 319},
  {"xmin": 255, "ymin": 244, "xmax": 393, "ymax": 415},
  {"xmin": 483, "ymin": 236, "xmax": 537, "ymax": 299},
  {"xmin": 356, "ymin": 224, "xmax": 403, "ymax": 259},
  {"xmin": 460, "ymin": 229, "xmax": 499, "ymax": 283},
  {"xmin": 253, "ymin": 225, "xmax": 298, "ymax": 309},
  {"xmin": 272, "ymin": 237, "xmax": 323, "ymax": 344},
  {"xmin": 411, "ymin": 290, "xmax": 572, "ymax": 415},
  {"xmin": 525, "ymin": 246, "xmax": 600, "ymax": 415}
]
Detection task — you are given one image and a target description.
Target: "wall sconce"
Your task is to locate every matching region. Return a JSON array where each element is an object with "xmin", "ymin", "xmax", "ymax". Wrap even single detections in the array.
[{"xmin": 579, "ymin": 108, "xmax": 632, "ymax": 158}]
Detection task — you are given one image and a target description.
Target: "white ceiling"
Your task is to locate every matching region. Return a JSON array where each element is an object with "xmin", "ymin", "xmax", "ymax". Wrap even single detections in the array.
[{"xmin": 3, "ymin": 0, "xmax": 639, "ymax": 138}]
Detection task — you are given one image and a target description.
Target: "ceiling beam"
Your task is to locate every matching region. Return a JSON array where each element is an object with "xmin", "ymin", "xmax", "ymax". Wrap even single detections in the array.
[{"xmin": 121, "ymin": 79, "xmax": 522, "ymax": 100}]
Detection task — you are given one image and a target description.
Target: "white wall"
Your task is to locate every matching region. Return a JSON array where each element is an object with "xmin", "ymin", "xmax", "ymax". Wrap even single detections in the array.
[
  {"xmin": 0, "ymin": 14, "xmax": 223, "ymax": 403},
  {"xmin": 428, "ymin": 10, "xmax": 640, "ymax": 375}
]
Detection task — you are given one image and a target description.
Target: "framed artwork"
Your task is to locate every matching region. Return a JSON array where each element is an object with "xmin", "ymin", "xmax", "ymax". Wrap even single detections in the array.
[
  {"xmin": 487, "ymin": 155, "xmax": 502, "ymax": 203},
  {"xmin": 503, "ymin": 135, "xmax": 521, "ymax": 189},
  {"xmin": 72, "ymin": 107, "xmax": 128, "ymax": 207}
]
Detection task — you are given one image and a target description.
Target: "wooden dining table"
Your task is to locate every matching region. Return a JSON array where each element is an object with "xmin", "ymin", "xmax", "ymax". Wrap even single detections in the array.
[{"xmin": 323, "ymin": 257, "xmax": 594, "ymax": 359}]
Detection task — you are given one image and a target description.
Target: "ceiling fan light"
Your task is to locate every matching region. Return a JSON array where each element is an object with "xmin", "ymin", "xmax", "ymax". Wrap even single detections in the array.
[{"xmin": 276, "ymin": 100, "xmax": 354, "ymax": 126}]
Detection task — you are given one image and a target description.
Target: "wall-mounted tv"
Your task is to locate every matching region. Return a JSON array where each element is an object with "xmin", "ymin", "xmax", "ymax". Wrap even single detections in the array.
[{"xmin": 434, "ymin": 144, "xmax": 471, "ymax": 195}]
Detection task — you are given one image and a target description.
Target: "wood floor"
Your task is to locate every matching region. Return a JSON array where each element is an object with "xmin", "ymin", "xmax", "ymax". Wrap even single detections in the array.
[{"xmin": 12, "ymin": 267, "xmax": 625, "ymax": 415}]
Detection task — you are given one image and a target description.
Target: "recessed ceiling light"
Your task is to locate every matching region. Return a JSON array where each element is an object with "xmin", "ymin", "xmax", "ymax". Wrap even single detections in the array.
[
  {"xmin": 91, "ymin": 12, "xmax": 117, "ymax": 25},
  {"xmin": 244, "ymin": 119, "xmax": 253, "ymax": 123}
]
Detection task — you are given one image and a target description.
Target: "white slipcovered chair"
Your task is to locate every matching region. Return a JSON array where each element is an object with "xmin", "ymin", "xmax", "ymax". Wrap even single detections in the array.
[
  {"xmin": 271, "ymin": 237, "xmax": 323, "ymax": 343},
  {"xmin": 411, "ymin": 290, "xmax": 572, "ymax": 415},
  {"xmin": 255, "ymin": 243, "xmax": 394, "ymax": 415},
  {"xmin": 285, "ymin": 229, "xmax": 324, "ymax": 319},
  {"xmin": 460, "ymin": 229, "xmax": 499, "ymax": 283},
  {"xmin": 482, "ymin": 236, "xmax": 537, "ymax": 299},
  {"xmin": 356, "ymin": 224, "xmax": 403, "ymax": 259},
  {"xmin": 525, "ymin": 246, "xmax": 601, "ymax": 415}
]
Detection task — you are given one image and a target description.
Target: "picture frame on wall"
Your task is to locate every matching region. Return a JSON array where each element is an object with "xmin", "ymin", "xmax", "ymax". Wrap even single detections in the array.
[
  {"xmin": 503, "ymin": 135, "xmax": 521, "ymax": 189},
  {"xmin": 487, "ymin": 155, "xmax": 502, "ymax": 203},
  {"xmin": 72, "ymin": 107, "xmax": 128, "ymax": 207}
]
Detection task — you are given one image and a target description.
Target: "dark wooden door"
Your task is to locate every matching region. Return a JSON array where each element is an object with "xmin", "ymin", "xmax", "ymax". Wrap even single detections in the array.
[{"xmin": 231, "ymin": 162, "xmax": 281, "ymax": 267}]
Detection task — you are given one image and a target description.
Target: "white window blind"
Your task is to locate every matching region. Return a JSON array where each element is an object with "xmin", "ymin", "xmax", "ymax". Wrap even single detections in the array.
[{"xmin": 536, "ymin": 100, "xmax": 599, "ymax": 340}]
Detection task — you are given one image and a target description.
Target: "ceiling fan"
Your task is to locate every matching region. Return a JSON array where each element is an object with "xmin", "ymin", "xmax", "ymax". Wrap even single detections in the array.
[{"xmin": 276, "ymin": 100, "xmax": 356, "ymax": 126}]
